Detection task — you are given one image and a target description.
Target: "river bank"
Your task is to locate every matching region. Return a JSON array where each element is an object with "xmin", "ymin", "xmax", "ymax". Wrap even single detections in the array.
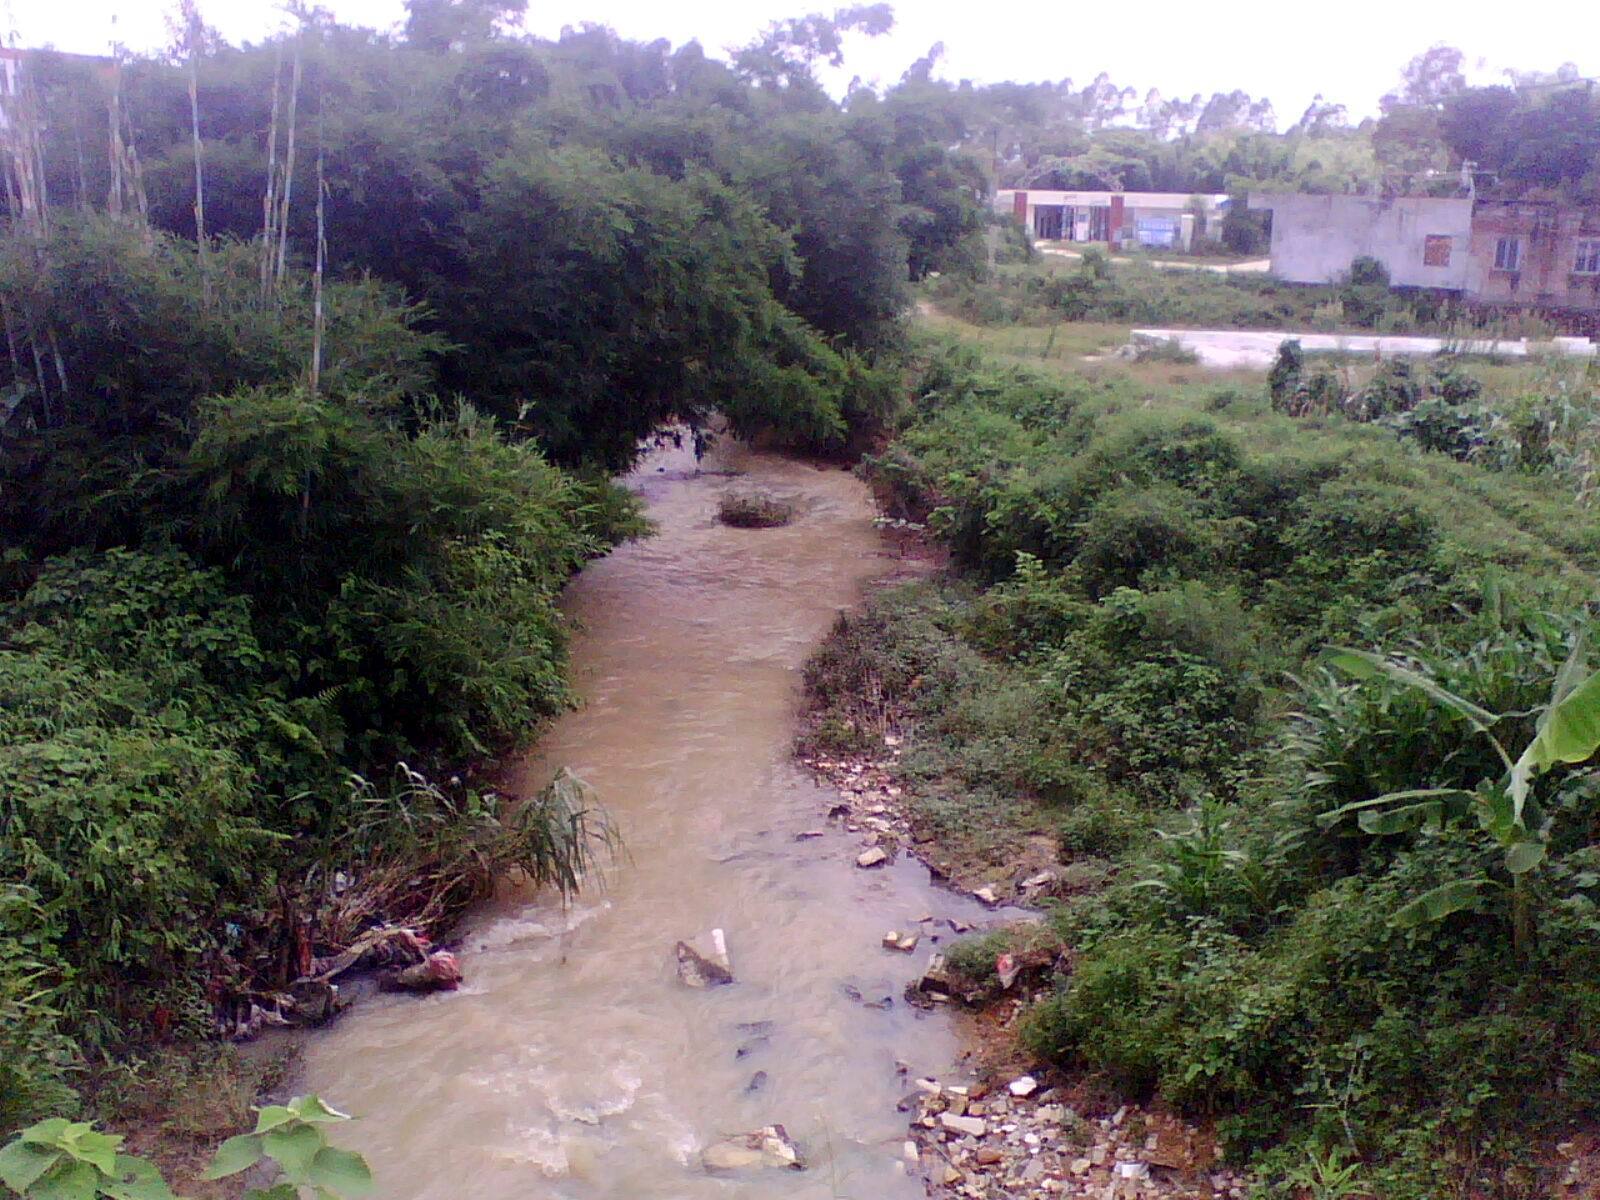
[{"xmin": 797, "ymin": 594, "xmax": 1252, "ymax": 1200}]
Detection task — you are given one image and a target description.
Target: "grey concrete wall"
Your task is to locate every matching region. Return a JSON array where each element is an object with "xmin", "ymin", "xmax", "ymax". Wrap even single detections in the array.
[{"xmin": 1251, "ymin": 194, "xmax": 1472, "ymax": 289}]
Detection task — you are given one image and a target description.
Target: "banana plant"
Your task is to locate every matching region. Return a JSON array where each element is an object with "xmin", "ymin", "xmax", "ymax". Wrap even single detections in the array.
[{"xmin": 1317, "ymin": 634, "xmax": 1600, "ymax": 956}]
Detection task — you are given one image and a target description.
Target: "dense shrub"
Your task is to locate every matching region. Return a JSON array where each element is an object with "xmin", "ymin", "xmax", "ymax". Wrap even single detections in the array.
[{"xmin": 833, "ymin": 338, "xmax": 1600, "ymax": 1193}]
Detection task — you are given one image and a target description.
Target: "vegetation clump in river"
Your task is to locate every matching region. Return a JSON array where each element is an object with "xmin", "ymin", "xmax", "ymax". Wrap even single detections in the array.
[
  {"xmin": 717, "ymin": 491, "xmax": 797, "ymax": 529},
  {"xmin": 804, "ymin": 322, "xmax": 1600, "ymax": 1196}
]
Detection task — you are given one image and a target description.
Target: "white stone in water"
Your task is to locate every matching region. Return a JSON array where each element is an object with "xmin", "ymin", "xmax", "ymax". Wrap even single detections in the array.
[
  {"xmin": 895, "ymin": 933, "xmax": 920, "ymax": 952},
  {"xmin": 675, "ymin": 929, "xmax": 732, "ymax": 987},
  {"xmin": 856, "ymin": 847, "xmax": 888, "ymax": 868},
  {"xmin": 914, "ymin": 1077, "xmax": 942, "ymax": 1095},
  {"xmin": 902, "ymin": 1141, "xmax": 919, "ymax": 1165},
  {"xmin": 701, "ymin": 1125, "xmax": 805, "ymax": 1172},
  {"xmin": 1008, "ymin": 1074, "xmax": 1038, "ymax": 1097},
  {"xmin": 972, "ymin": 886, "xmax": 999, "ymax": 906}
]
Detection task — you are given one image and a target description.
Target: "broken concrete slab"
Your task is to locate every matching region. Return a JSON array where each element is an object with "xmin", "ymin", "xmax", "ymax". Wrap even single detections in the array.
[
  {"xmin": 701, "ymin": 1125, "xmax": 804, "ymax": 1172},
  {"xmin": 915, "ymin": 953, "xmax": 953, "ymax": 996},
  {"xmin": 675, "ymin": 929, "xmax": 733, "ymax": 987},
  {"xmin": 938, "ymin": 1112, "xmax": 986, "ymax": 1137}
]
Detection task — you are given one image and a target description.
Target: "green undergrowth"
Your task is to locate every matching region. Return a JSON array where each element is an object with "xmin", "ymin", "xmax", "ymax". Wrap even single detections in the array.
[
  {"xmin": 927, "ymin": 253, "xmax": 1558, "ymax": 341},
  {"xmin": 803, "ymin": 330, "xmax": 1600, "ymax": 1197}
]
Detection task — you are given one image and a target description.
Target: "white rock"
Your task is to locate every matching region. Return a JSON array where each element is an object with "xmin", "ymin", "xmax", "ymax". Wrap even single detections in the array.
[
  {"xmin": 856, "ymin": 848, "xmax": 888, "ymax": 868},
  {"xmin": 914, "ymin": 1077, "xmax": 942, "ymax": 1095},
  {"xmin": 972, "ymin": 886, "xmax": 999, "ymax": 906},
  {"xmin": 1070, "ymin": 1157, "xmax": 1092, "ymax": 1175},
  {"xmin": 1008, "ymin": 1074, "xmax": 1038, "ymax": 1097},
  {"xmin": 895, "ymin": 933, "xmax": 920, "ymax": 952},
  {"xmin": 902, "ymin": 1141, "xmax": 919, "ymax": 1165},
  {"xmin": 939, "ymin": 1113, "xmax": 987, "ymax": 1137}
]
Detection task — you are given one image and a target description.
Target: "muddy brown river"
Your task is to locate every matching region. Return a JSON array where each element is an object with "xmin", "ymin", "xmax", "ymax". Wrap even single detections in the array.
[{"xmin": 300, "ymin": 440, "xmax": 989, "ymax": 1198}]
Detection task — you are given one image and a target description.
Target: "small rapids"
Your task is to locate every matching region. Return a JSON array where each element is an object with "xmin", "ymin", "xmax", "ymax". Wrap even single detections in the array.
[{"xmin": 300, "ymin": 440, "xmax": 987, "ymax": 1198}]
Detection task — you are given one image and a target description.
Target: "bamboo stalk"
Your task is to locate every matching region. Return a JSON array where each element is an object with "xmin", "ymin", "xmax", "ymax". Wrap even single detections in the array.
[
  {"xmin": 309, "ymin": 94, "xmax": 326, "ymax": 395},
  {"xmin": 261, "ymin": 42, "xmax": 283, "ymax": 297},
  {"xmin": 185, "ymin": 4, "xmax": 209, "ymax": 303},
  {"xmin": 274, "ymin": 40, "xmax": 302, "ymax": 289}
]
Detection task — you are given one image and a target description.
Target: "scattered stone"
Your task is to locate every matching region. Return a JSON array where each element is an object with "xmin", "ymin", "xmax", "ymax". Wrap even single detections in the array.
[
  {"xmin": 675, "ymin": 929, "xmax": 733, "ymax": 988},
  {"xmin": 1070, "ymin": 1158, "xmax": 1092, "ymax": 1175},
  {"xmin": 1112, "ymin": 1161, "xmax": 1151, "ymax": 1198},
  {"xmin": 701, "ymin": 1125, "xmax": 804, "ymax": 1172},
  {"xmin": 902, "ymin": 1141, "xmax": 919, "ymax": 1166},
  {"xmin": 916, "ymin": 954, "xmax": 953, "ymax": 996},
  {"xmin": 939, "ymin": 1113, "xmax": 987, "ymax": 1138},
  {"xmin": 1007, "ymin": 1075, "xmax": 1038, "ymax": 1098},
  {"xmin": 947, "ymin": 918, "xmax": 972, "ymax": 934},
  {"xmin": 975, "ymin": 1146, "xmax": 1004, "ymax": 1165},
  {"xmin": 972, "ymin": 886, "xmax": 999, "ymax": 906},
  {"xmin": 914, "ymin": 1078, "xmax": 942, "ymax": 1096},
  {"xmin": 856, "ymin": 848, "xmax": 889, "ymax": 868},
  {"xmin": 827, "ymin": 803, "xmax": 851, "ymax": 818},
  {"xmin": 794, "ymin": 829, "xmax": 825, "ymax": 841},
  {"xmin": 889, "ymin": 932, "xmax": 920, "ymax": 952}
]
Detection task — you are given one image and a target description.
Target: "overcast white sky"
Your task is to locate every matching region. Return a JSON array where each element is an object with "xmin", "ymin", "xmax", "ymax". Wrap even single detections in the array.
[{"xmin": 5, "ymin": 0, "xmax": 1596, "ymax": 123}]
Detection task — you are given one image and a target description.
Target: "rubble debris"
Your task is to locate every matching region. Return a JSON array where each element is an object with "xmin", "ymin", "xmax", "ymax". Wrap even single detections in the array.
[
  {"xmin": 701, "ymin": 1125, "xmax": 804, "ymax": 1172},
  {"xmin": 675, "ymin": 929, "xmax": 733, "ymax": 987}
]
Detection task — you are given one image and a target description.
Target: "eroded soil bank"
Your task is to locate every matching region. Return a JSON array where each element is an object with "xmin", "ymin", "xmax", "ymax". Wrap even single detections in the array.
[{"xmin": 295, "ymin": 439, "xmax": 996, "ymax": 1199}]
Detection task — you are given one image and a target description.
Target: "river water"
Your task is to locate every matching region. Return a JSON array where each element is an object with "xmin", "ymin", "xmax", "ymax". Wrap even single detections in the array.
[{"xmin": 300, "ymin": 440, "xmax": 986, "ymax": 1199}]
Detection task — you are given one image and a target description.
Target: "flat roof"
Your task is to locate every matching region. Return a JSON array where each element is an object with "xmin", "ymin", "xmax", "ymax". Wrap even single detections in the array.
[{"xmin": 998, "ymin": 190, "xmax": 1230, "ymax": 206}]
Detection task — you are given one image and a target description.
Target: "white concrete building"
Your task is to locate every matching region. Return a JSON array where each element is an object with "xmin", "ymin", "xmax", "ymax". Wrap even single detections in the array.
[
  {"xmin": 996, "ymin": 189, "xmax": 1231, "ymax": 252},
  {"xmin": 1248, "ymin": 193, "xmax": 1473, "ymax": 289}
]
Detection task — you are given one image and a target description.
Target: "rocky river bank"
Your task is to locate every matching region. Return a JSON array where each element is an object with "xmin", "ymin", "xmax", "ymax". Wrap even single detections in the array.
[{"xmin": 800, "ymin": 741, "xmax": 1254, "ymax": 1200}]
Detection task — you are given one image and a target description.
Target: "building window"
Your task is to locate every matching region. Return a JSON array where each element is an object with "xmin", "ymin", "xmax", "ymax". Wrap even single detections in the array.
[
  {"xmin": 1423, "ymin": 235, "xmax": 1452, "ymax": 267},
  {"xmin": 1575, "ymin": 240, "xmax": 1600, "ymax": 274},
  {"xmin": 1494, "ymin": 237, "xmax": 1522, "ymax": 272}
]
